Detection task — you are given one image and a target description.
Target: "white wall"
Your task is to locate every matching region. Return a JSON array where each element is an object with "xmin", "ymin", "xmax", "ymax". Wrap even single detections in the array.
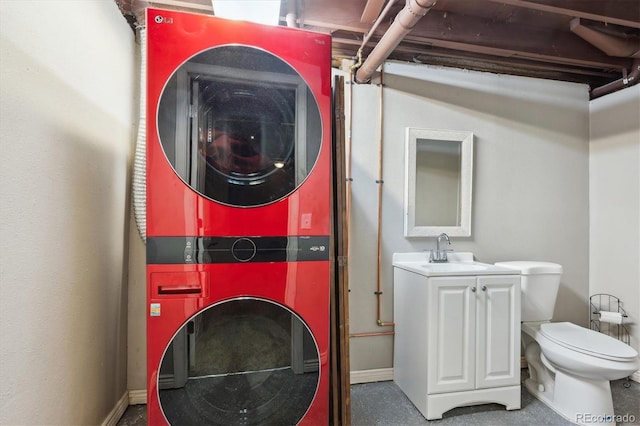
[
  {"xmin": 127, "ymin": 208, "xmax": 147, "ymax": 393},
  {"xmin": 589, "ymin": 85, "xmax": 640, "ymax": 358},
  {"xmin": 0, "ymin": 1, "xmax": 136, "ymax": 424},
  {"xmin": 347, "ymin": 62, "xmax": 590, "ymax": 371}
]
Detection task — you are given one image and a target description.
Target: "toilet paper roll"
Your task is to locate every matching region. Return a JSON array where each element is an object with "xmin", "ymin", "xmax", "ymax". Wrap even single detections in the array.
[{"xmin": 599, "ymin": 311, "xmax": 623, "ymax": 325}]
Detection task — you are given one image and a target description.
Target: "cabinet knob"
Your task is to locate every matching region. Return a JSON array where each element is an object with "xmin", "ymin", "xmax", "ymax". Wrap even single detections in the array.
[
  {"xmin": 471, "ymin": 286, "xmax": 476, "ymax": 292},
  {"xmin": 481, "ymin": 285, "xmax": 487, "ymax": 292}
]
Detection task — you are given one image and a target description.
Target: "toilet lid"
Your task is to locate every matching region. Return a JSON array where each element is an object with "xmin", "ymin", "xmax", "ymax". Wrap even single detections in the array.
[{"xmin": 540, "ymin": 322, "xmax": 638, "ymax": 361}]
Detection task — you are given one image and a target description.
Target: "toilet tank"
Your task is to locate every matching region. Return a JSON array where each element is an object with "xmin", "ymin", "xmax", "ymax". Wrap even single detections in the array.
[{"xmin": 495, "ymin": 261, "xmax": 563, "ymax": 322}]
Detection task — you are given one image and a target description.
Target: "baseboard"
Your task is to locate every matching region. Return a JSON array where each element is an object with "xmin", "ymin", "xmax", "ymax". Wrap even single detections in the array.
[
  {"xmin": 102, "ymin": 391, "xmax": 129, "ymax": 426},
  {"xmin": 128, "ymin": 389, "xmax": 147, "ymax": 405},
  {"xmin": 350, "ymin": 368, "xmax": 394, "ymax": 384}
]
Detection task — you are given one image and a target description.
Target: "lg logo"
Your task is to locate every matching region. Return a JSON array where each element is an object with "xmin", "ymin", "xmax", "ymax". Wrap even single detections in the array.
[{"xmin": 154, "ymin": 15, "xmax": 174, "ymax": 24}]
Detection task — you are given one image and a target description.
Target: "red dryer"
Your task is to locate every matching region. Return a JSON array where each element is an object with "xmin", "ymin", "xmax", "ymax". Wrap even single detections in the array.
[{"xmin": 145, "ymin": 8, "xmax": 332, "ymax": 425}]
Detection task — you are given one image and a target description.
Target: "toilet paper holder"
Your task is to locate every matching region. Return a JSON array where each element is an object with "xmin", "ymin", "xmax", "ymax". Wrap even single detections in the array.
[{"xmin": 589, "ymin": 293, "xmax": 630, "ymax": 346}]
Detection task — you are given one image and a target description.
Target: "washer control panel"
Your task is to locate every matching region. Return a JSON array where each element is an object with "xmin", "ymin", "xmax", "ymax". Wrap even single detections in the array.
[{"xmin": 147, "ymin": 236, "xmax": 329, "ymax": 264}]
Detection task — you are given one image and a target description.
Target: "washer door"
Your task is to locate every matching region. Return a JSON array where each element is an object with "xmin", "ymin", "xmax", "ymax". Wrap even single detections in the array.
[
  {"xmin": 157, "ymin": 45, "xmax": 322, "ymax": 207},
  {"xmin": 158, "ymin": 298, "xmax": 320, "ymax": 425}
]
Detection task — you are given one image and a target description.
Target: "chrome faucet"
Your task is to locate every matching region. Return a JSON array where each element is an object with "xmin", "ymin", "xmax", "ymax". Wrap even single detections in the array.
[{"xmin": 429, "ymin": 233, "xmax": 451, "ymax": 263}]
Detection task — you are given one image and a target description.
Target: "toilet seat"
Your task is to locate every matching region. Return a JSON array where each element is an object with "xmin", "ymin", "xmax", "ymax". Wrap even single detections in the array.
[{"xmin": 540, "ymin": 322, "xmax": 637, "ymax": 362}]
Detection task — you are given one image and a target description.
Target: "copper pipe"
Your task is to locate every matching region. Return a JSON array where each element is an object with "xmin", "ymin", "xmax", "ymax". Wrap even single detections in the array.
[
  {"xmin": 346, "ymin": 73, "xmax": 353, "ymax": 238},
  {"xmin": 359, "ymin": 0, "xmax": 399, "ymax": 52},
  {"xmin": 350, "ymin": 331, "xmax": 395, "ymax": 338},
  {"xmin": 350, "ymin": 0, "xmax": 398, "ymax": 76},
  {"xmin": 375, "ymin": 66, "xmax": 395, "ymax": 329}
]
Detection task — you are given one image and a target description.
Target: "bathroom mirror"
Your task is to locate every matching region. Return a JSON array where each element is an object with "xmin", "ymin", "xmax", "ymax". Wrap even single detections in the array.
[{"xmin": 405, "ymin": 128, "xmax": 473, "ymax": 237}]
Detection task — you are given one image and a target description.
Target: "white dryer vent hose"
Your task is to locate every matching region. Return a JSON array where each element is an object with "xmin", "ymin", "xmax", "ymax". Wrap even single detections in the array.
[{"xmin": 132, "ymin": 27, "xmax": 147, "ymax": 243}]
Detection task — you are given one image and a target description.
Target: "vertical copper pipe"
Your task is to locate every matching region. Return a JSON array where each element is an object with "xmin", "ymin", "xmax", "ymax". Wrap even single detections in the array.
[
  {"xmin": 346, "ymin": 74, "xmax": 353, "ymax": 236},
  {"xmin": 344, "ymin": 72, "xmax": 353, "ymax": 296},
  {"xmin": 375, "ymin": 65, "xmax": 394, "ymax": 328}
]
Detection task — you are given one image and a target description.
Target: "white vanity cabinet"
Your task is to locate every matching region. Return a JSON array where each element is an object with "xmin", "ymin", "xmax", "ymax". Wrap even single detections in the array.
[{"xmin": 393, "ymin": 262, "xmax": 521, "ymax": 420}]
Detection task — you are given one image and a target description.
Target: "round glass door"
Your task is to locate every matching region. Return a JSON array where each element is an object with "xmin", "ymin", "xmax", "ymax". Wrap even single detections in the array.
[
  {"xmin": 157, "ymin": 46, "xmax": 322, "ymax": 207},
  {"xmin": 157, "ymin": 298, "xmax": 319, "ymax": 425}
]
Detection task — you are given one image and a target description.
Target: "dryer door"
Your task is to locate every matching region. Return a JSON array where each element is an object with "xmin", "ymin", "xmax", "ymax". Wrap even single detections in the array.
[
  {"xmin": 157, "ymin": 298, "xmax": 320, "ymax": 425},
  {"xmin": 157, "ymin": 45, "xmax": 322, "ymax": 207}
]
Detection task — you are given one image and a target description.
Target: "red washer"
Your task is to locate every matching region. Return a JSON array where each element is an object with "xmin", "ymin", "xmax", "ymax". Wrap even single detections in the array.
[{"xmin": 145, "ymin": 8, "xmax": 331, "ymax": 426}]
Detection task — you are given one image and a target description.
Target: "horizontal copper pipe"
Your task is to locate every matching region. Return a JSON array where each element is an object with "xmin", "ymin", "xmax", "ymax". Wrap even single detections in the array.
[{"xmin": 350, "ymin": 331, "xmax": 395, "ymax": 338}]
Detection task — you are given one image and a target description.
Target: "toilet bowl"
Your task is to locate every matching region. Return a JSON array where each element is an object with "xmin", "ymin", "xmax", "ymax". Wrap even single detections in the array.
[
  {"xmin": 522, "ymin": 321, "xmax": 638, "ymax": 425},
  {"xmin": 495, "ymin": 261, "xmax": 639, "ymax": 426},
  {"xmin": 534, "ymin": 322, "xmax": 637, "ymax": 380}
]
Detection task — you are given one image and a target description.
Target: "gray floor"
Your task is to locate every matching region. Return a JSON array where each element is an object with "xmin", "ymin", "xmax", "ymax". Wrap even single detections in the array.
[
  {"xmin": 118, "ymin": 374, "xmax": 639, "ymax": 425},
  {"xmin": 350, "ymin": 377, "xmax": 639, "ymax": 426}
]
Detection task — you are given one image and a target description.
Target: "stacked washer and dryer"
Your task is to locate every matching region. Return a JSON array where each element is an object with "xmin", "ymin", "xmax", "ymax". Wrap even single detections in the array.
[{"xmin": 145, "ymin": 8, "xmax": 332, "ymax": 425}]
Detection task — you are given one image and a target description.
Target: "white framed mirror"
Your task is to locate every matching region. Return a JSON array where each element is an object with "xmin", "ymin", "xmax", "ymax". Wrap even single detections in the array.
[{"xmin": 404, "ymin": 128, "xmax": 473, "ymax": 237}]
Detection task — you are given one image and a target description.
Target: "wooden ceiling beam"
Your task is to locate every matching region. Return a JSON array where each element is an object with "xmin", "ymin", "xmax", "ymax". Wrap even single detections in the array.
[
  {"xmin": 301, "ymin": 0, "xmax": 370, "ymax": 32},
  {"xmin": 116, "ymin": 0, "xmax": 633, "ymax": 88},
  {"xmin": 360, "ymin": 0, "xmax": 385, "ymax": 23},
  {"xmin": 483, "ymin": 0, "xmax": 640, "ymax": 29},
  {"xmin": 398, "ymin": 11, "xmax": 630, "ymax": 69},
  {"xmin": 302, "ymin": 6, "xmax": 631, "ymax": 70},
  {"xmin": 332, "ymin": 36, "xmax": 618, "ymax": 78},
  {"xmin": 401, "ymin": 33, "xmax": 629, "ymax": 70}
]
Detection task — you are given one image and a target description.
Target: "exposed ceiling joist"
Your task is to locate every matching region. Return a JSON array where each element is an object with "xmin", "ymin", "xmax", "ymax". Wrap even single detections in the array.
[
  {"xmin": 484, "ymin": 0, "xmax": 640, "ymax": 29},
  {"xmin": 115, "ymin": 0, "xmax": 640, "ymax": 94},
  {"xmin": 361, "ymin": 0, "xmax": 386, "ymax": 23},
  {"xmin": 571, "ymin": 18, "xmax": 640, "ymax": 58}
]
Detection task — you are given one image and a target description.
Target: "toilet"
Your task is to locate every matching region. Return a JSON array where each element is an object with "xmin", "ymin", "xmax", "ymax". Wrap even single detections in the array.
[{"xmin": 495, "ymin": 261, "xmax": 639, "ymax": 426}]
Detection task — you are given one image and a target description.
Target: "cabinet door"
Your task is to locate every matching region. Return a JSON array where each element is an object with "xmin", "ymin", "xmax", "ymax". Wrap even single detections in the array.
[
  {"xmin": 427, "ymin": 276, "xmax": 477, "ymax": 394},
  {"xmin": 475, "ymin": 276, "xmax": 521, "ymax": 389}
]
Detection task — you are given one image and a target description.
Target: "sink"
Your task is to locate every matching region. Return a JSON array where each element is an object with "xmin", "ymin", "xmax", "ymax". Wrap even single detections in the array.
[{"xmin": 392, "ymin": 252, "xmax": 517, "ymax": 277}]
